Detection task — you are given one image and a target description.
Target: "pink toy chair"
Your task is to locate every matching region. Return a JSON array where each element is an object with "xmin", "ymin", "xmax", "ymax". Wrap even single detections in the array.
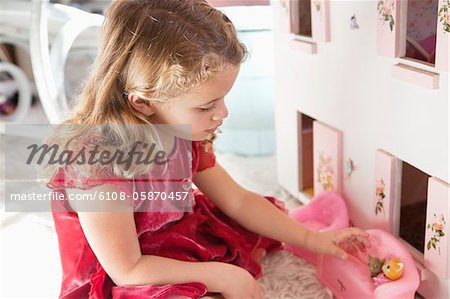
[
  {"xmin": 286, "ymin": 190, "xmax": 350, "ymax": 265},
  {"xmin": 317, "ymin": 229, "xmax": 420, "ymax": 299}
]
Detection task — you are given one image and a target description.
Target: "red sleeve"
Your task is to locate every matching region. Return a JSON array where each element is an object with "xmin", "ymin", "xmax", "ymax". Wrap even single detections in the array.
[
  {"xmin": 46, "ymin": 165, "xmax": 128, "ymax": 192},
  {"xmin": 196, "ymin": 140, "xmax": 216, "ymax": 172},
  {"xmin": 47, "ymin": 166, "xmax": 103, "ymax": 191}
]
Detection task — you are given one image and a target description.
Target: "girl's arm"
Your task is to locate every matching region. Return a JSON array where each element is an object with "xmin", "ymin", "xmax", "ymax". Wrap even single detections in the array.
[
  {"xmin": 67, "ymin": 185, "xmax": 255, "ymax": 294},
  {"xmin": 194, "ymin": 163, "xmax": 370, "ymax": 259}
]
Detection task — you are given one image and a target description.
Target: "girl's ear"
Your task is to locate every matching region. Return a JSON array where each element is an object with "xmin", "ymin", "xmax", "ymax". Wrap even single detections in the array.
[{"xmin": 128, "ymin": 92, "xmax": 155, "ymax": 116}]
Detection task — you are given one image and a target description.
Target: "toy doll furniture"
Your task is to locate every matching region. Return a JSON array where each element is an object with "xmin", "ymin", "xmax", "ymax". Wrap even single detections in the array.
[
  {"xmin": 317, "ymin": 229, "xmax": 420, "ymax": 299},
  {"xmin": 285, "ymin": 190, "xmax": 349, "ymax": 265}
]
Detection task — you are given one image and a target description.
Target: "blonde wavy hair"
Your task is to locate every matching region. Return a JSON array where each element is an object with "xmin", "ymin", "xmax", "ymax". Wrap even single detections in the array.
[{"xmin": 46, "ymin": 0, "xmax": 248, "ymax": 180}]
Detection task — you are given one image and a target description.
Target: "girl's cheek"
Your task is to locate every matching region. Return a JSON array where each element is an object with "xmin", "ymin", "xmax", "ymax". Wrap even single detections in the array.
[
  {"xmin": 196, "ymin": 112, "xmax": 211, "ymax": 122},
  {"xmin": 197, "ymin": 115, "xmax": 211, "ymax": 129}
]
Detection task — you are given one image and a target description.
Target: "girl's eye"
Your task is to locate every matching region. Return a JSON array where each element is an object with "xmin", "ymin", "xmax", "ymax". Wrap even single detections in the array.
[{"xmin": 198, "ymin": 103, "xmax": 216, "ymax": 112}]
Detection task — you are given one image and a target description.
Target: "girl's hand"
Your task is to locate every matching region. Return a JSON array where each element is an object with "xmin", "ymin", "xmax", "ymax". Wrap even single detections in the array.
[
  {"xmin": 306, "ymin": 227, "xmax": 371, "ymax": 260},
  {"xmin": 220, "ymin": 264, "xmax": 265, "ymax": 299}
]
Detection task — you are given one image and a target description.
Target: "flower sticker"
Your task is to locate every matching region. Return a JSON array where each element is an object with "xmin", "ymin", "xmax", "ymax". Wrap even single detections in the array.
[
  {"xmin": 438, "ymin": 0, "xmax": 450, "ymax": 33},
  {"xmin": 427, "ymin": 213, "xmax": 446, "ymax": 255},
  {"xmin": 377, "ymin": 0, "xmax": 396, "ymax": 32},
  {"xmin": 280, "ymin": 0, "xmax": 289, "ymax": 14},
  {"xmin": 375, "ymin": 178, "xmax": 386, "ymax": 215},
  {"xmin": 317, "ymin": 153, "xmax": 335, "ymax": 191},
  {"xmin": 314, "ymin": 0, "xmax": 321, "ymax": 12}
]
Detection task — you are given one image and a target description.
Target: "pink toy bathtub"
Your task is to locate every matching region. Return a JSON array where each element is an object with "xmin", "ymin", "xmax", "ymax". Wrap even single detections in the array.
[
  {"xmin": 317, "ymin": 229, "xmax": 420, "ymax": 299},
  {"xmin": 286, "ymin": 190, "xmax": 350, "ymax": 265}
]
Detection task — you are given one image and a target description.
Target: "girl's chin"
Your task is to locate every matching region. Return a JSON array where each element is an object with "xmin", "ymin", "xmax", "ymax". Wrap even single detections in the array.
[
  {"xmin": 169, "ymin": 130, "xmax": 214, "ymax": 141},
  {"xmin": 189, "ymin": 131, "xmax": 214, "ymax": 141},
  {"xmin": 156, "ymin": 124, "xmax": 216, "ymax": 141}
]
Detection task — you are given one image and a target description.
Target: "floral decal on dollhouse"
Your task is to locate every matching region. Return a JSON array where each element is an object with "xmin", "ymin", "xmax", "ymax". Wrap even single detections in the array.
[
  {"xmin": 281, "ymin": 0, "xmax": 289, "ymax": 14},
  {"xmin": 377, "ymin": 0, "xmax": 396, "ymax": 31},
  {"xmin": 314, "ymin": 0, "xmax": 321, "ymax": 12},
  {"xmin": 438, "ymin": 0, "xmax": 450, "ymax": 33},
  {"xmin": 317, "ymin": 153, "xmax": 335, "ymax": 190},
  {"xmin": 427, "ymin": 213, "xmax": 446, "ymax": 255},
  {"xmin": 375, "ymin": 178, "xmax": 386, "ymax": 215}
]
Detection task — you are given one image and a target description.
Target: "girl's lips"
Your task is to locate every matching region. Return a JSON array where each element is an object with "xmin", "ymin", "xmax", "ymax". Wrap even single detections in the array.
[
  {"xmin": 205, "ymin": 127, "xmax": 218, "ymax": 133},
  {"xmin": 205, "ymin": 123, "xmax": 222, "ymax": 133}
]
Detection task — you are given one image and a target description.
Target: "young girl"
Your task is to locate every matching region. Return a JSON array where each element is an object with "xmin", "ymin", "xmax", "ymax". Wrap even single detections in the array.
[{"xmin": 47, "ymin": 1, "xmax": 370, "ymax": 298}]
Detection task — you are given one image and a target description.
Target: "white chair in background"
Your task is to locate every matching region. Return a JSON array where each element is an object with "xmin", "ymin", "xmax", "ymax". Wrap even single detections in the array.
[
  {"xmin": 0, "ymin": 63, "xmax": 32, "ymax": 123},
  {"xmin": 0, "ymin": 0, "xmax": 103, "ymax": 124}
]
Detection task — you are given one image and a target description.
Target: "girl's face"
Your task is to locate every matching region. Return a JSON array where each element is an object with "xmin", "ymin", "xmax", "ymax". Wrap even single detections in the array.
[{"xmin": 147, "ymin": 65, "xmax": 240, "ymax": 141}]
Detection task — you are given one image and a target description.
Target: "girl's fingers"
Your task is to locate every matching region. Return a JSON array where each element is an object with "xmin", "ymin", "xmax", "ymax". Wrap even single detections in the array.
[
  {"xmin": 356, "ymin": 234, "xmax": 372, "ymax": 248},
  {"xmin": 332, "ymin": 245, "xmax": 348, "ymax": 260},
  {"xmin": 339, "ymin": 240, "xmax": 358, "ymax": 255},
  {"xmin": 352, "ymin": 238, "xmax": 367, "ymax": 252},
  {"xmin": 336, "ymin": 228, "xmax": 371, "ymax": 248},
  {"xmin": 348, "ymin": 228, "xmax": 372, "ymax": 248},
  {"xmin": 347, "ymin": 227, "xmax": 369, "ymax": 239}
]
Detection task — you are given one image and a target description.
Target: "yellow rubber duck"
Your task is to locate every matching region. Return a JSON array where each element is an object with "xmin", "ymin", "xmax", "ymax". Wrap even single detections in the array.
[{"xmin": 382, "ymin": 259, "xmax": 404, "ymax": 280}]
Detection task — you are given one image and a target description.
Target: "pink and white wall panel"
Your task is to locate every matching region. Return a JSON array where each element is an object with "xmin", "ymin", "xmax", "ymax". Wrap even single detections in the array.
[
  {"xmin": 277, "ymin": 0, "xmax": 291, "ymax": 33},
  {"xmin": 436, "ymin": 0, "xmax": 450, "ymax": 71},
  {"xmin": 311, "ymin": 0, "xmax": 330, "ymax": 42},
  {"xmin": 376, "ymin": 0, "xmax": 401, "ymax": 57},
  {"xmin": 372, "ymin": 150, "xmax": 399, "ymax": 233},
  {"xmin": 313, "ymin": 121, "xmax": 343, "ymax": 196},
  {"xmin": 424, "ymin": 177, "xmax": 450, "ymax": 279}
]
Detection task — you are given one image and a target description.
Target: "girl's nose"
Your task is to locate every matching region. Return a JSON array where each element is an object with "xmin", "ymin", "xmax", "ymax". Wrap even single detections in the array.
[{"xmin": 212, "ymin": 99, "xmax": 228, "ymax": 121}]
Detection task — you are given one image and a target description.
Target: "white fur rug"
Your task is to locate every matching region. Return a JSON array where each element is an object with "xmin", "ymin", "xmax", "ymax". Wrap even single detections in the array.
[{"xmin": 260, "ymin": 250, "xmax": 331, "ymax": 299}]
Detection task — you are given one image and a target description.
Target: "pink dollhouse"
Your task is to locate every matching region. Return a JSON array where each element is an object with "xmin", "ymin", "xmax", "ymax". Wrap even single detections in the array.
[{"xmin": 273, "ymin": 0, "xmax": 449, "ymax": 298}]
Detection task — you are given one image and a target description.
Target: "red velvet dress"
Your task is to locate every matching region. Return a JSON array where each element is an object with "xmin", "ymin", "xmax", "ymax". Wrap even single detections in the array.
[{"xmin": 48, "ymin": 139, "xmax": 286, "ymax": 299}]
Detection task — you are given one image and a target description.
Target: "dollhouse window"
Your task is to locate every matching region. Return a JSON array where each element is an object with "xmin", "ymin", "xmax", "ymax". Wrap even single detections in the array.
[
  {"xmin": 399, "ymin": 161, "xmax": 430, "ymax": 254},
  {"xmin": 378, "ymin": 0, "xmax": 446, "ymax": 88},
  {"xmin": 290, "ymin": 0, "xmax": 313, "ymax": 37},
  {"xmin": 297, "ymin": 112, "xmax": 315, "ymax": 198},
  {"xmin": 404, "ymin": 0, "xmax": 439, "ymax": 65},
  {"xmin": 288, "ymin": 0, "xmax": 330, "ymax": 54}
]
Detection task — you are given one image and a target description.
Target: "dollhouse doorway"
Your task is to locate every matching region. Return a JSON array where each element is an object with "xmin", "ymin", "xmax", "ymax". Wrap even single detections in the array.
[
  {"xmin": 297, "ymin": 112, "xmax": 315, "ymax": 198},
  {"xmin": 399, "ymin": 161, "xmax": 431, "ymax": 254}
]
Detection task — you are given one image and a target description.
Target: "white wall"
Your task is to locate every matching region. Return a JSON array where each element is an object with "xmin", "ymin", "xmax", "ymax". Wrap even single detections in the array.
[{"xmin": 273, "ymin": 0, "xmax": 449, "ymax": 227}]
